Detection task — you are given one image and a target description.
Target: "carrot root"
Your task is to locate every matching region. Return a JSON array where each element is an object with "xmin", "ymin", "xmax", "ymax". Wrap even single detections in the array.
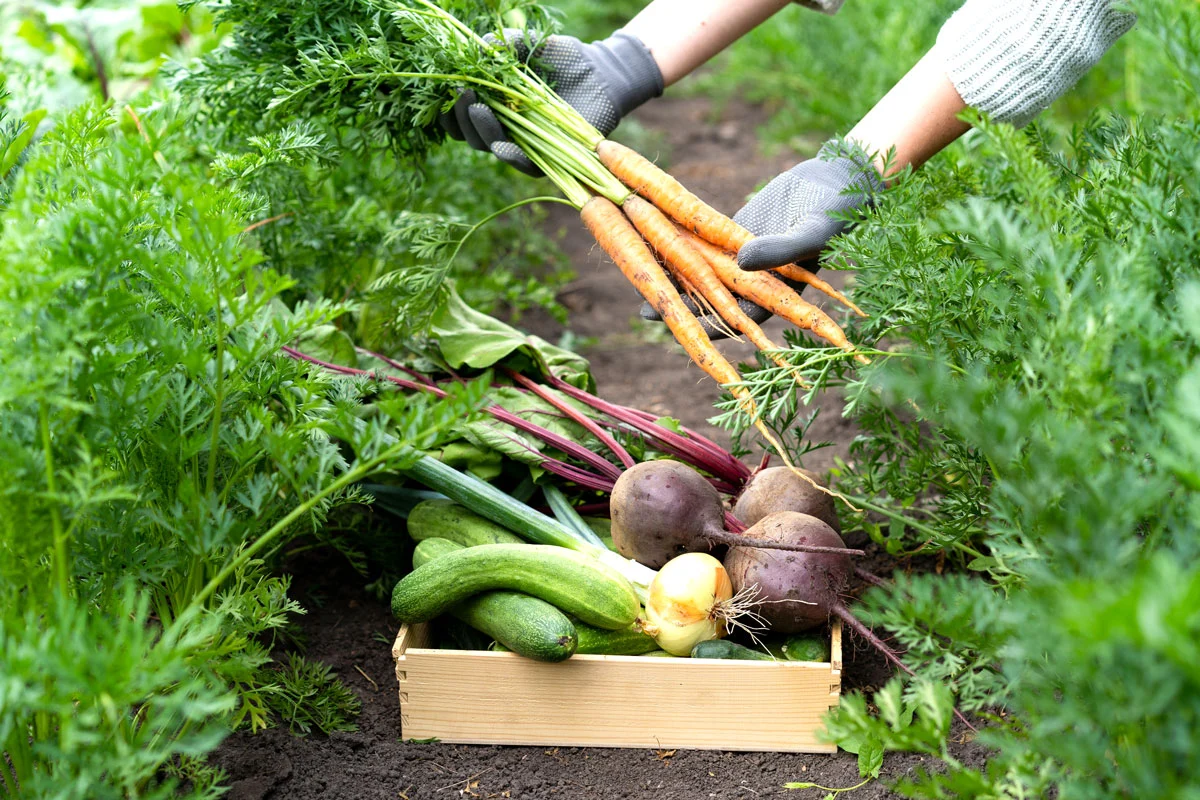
[
  {"xmin": 580, "ymin": 196, "xmax": 744, "ymax": 393},
  {"xmin": 624, "ymin": 195, "xmax": 805, "ymax": 386},
  {"xmin": 597, "ymin": 140, "xmax": 752, "ymax": 253},
  {"xmin": 580, "ymin": 195, "xmax": 781, "ymax": 444},
  {"xmin": 771, "ymin": 263, "xmax": 867, "ymax": 318},
  {"xmin": 599, "ymin": 139, "xmax": 867, "ymax": 320},
  {"xmin": 677, "ymin": 226, "xmax": 866, "ymax": 362}
]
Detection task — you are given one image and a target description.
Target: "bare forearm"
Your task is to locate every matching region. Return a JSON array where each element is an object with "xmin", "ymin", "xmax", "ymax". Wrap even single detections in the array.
[
  {"xmin": 845, "ymin": 51, "xmax": 970, "ymax": 178},
  {"xmin": 622, "ymin": 0, "xmax": 793, "ymax": 86}
]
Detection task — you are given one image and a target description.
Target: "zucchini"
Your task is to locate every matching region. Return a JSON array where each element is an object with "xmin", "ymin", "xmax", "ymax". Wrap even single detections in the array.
[
  {"xmin": 574, "ymin": 621, "xmax": 658, "ymax": 655},
  {"xmin": 781, "ymin": 634, "xmax": 831, "ymax": 663},
  {"xmin": 392, "ymin": 543, "xmax": 640, "ymax": 630},
  {"xmin": 401, "ymin": 457, "xmax": 658, "ymax": 595},
  {"xmin": 407, "ymin": 499, "xmax": 524, "ymax": 547},
  {"xmin": 690, "ymin": 640, "xmax": 775, "ymax": 661},
  {"xmin": 415, "ymin": 538, "xmax": 577, "ymax": 662}
]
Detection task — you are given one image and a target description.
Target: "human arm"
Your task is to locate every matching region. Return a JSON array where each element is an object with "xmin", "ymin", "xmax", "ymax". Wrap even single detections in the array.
[
  {"xmin": 652, "ymin": 0, "xmax": 1136, "ymax": 335},
  {"xmin": 622, "ymin": 0, "xmax": 794, "ymax": 87},
  {"xmin": 733, "ymin": 0, "xmax": 1138, "ymax": 271}
]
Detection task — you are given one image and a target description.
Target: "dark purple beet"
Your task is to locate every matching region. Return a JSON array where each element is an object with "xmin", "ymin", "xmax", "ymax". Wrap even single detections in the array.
[
  {"xmin": 723, "ymin": 511, "xmax": 852, "ymax": 633},
  {"xmin": 610, "ymin": 461, "xmax": 727, "ymax": 568},
  {"xmin": 721, "ymin": 511, "xmax": 977, "ymax": 731},
  {"xmin": 610, "ymin": 462, "xmax": 865, "ymax": 569},
  {"xmin": 733, "ymin": 466, "xmax": 841, "ymax": 533}
]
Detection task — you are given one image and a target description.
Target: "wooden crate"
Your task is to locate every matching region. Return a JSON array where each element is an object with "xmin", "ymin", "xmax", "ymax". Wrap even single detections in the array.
[{"xmin": 392, "ymin": 620, "xmax": 841, "ymax": 752}]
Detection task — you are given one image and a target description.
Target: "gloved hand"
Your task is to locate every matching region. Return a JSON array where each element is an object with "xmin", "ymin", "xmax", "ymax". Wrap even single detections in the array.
[
  {"xmin": 440, "ymin": 29, "xmax": 663, "ymax": 176},
  {"xmin": 733, "ymin": 138, "xmax": 881, "ymax": 270},
  {"xmin": 638, "ymin": 139, "xmax": 882, "ymax": 339}
]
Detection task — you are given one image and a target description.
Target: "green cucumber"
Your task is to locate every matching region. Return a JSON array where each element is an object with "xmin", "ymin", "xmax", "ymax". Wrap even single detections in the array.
[
  {"xmin": 451, "ymin": 592, "xmax": 577, "ymax": 662},
  {"xmin": 415, "ymin": 538, "xmax": 577, "ymax": 662},
  {"xmin": 781, "ymin": 634, "xmax": 830, "ymax": 663},
  {"xmin": 392, "ymin": 543, "xmax": 640, "ymax": 630},
  {"xmin": 411, "ymin": 536, "xmax": 465, "ymax": 567},
  {"xmin": 690, "ymin": 640, "xmax": 775, "ymax": 661},
  {"xmin": 407, "ymin": 499, "xmax": 525, "ymax": 547},
  {"xmin": 574, "ymin": 621, "xmax": 658, "ymax": 655}
]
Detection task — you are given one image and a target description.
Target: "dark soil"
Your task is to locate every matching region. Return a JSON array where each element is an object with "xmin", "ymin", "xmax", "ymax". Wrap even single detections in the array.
[{"xmin": 211, "ymin": 96, "xmax": 988, "ymax": 799}]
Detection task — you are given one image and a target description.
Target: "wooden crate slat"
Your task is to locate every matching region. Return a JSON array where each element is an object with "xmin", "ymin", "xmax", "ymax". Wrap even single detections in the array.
[{"xmin": 394, "ymin": 620, "xmax": 841, "ymax": 752}]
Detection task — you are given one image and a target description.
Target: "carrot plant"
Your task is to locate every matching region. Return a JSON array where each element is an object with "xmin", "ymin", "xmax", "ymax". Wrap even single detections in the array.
[
  {"xmin": 178, "ymin": 0, "xmax": 865, "ymax": 439},
  {"xmin": 0, "ymin": 98, "xmax": 479, "ymax": 796},
  {"xmin": 722, "ymin": 15, "xmax": 1200, "ymax": 790}
]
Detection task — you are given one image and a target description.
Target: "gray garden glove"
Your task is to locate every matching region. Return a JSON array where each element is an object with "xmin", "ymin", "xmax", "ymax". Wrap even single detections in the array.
[
  {"xmin": 639, "ymin": 139, "xmax": 882, "ymax": 339},
  {"xmin": 439, "ymin": 29, "xmax": 663, "ymax": 176}
]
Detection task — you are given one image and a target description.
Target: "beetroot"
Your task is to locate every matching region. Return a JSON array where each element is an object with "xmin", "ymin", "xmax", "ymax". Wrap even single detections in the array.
[
  {"xmin": 610, "ymin": 461, "xmax": 862, "ymax": 569},
  {"xmin": 734, "ymin": 466, "xmax": 840, "ymax": 533},
  {"xmin": 723, "ymin": 511, "xmax": 852, "ymax": 632},
  {"xmin": 610, "ymin": 461, "xmax": 728, "ymax": 568},
  {"xmin": 721, "ymin": 511, "xmax": 977, "ymax": 731}
]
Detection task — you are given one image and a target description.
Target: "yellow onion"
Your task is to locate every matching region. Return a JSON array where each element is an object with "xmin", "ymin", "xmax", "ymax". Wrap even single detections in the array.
[{"xmin": 640, "ymin": 553, "xmax": 734, "ymax": 656}]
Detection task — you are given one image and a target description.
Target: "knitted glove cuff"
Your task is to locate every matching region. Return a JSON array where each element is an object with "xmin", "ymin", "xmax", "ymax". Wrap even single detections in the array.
[{"xmin": 936, "ymin": 0, "xmax": 1136, "ymax": 128}]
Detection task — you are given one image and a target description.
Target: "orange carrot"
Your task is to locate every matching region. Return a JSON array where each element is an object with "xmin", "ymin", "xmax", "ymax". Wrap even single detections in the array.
[
  {"xmin": 580, "ymin": 196, "xmax": 823, "ymax": 486},
  {"xmin": 624, "ymin": 196, "xmax": 775, "ymax": 349},
  {"xmin": 621, "ymin": 196, "xmax": 804, "ymax": 381},
  {"xmin": 682, "ymin": 227, "xmax": 867, "ymax": 362},
  {"xmin": 598, "ymin": 140, "xmax": 749, "ymax": 252},
  {"xmin": 598, "ymin": 139, "xmax": 864, "ymax": 317},
  {"xmin": 579, "ymin": 196, "xmax": 760, "ymax": 409},
  {"xmin": 771, "ymin": 263, "xmax": 867, "ymax": 318}
]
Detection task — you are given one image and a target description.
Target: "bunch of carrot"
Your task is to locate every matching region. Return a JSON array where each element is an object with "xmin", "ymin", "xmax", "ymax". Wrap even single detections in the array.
[
  {"xmin": 585, "ymin": 141, "xmax": 868, "ymax": 387},
  {"xmin": 402, "ymin": 1, "xmax": 866, "ymax": 434}
]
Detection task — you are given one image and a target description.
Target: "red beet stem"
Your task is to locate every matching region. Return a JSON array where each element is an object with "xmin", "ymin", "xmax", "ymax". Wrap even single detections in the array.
[
  {"xmin": 283, "ymin": 348, "xmax": 622, "ymax": 480},
  {"xmin": 506, "ymin": 369, "xmax": 636, "ymax": 469},
  {"xmin": 706, "ymin": 530, "xmax": 865, "ymax": 557},
  {"xmin": 725, "ymin": 511, "xmax": 747, "ymax": 534},
  {"xmin": 543, "ymin": 374, "xmax": 751, "ymax": 484},
  {"xmin": 355, "ymin": 347, "xmax": 437, "ymax": 386}
]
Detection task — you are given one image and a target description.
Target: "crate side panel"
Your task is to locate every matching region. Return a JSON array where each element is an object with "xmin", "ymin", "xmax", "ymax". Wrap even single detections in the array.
[{"xmin": 401, "ymin": 651, "xmax": 837, "ymax": 752}]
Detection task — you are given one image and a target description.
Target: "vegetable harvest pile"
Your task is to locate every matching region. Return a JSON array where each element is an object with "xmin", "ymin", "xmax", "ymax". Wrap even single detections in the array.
[
  {"xmin": 186, "ymin": 0, "xmax": 889, "ymax": 662},
  {"xmin": 288, "ymin": 321, "xmax": 892, "ymax": 666}
]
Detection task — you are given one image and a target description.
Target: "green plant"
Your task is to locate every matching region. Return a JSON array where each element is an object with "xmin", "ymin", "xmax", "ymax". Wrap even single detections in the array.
[
  {"xmin": 0, "ymin": 97, "xmax": 478, "ymax": 795},
  {"xmin": 728, "ymin": 95, "xmax": 1200, "ymax": 800},
  {"xmin": 705, "ymin": 3, "xmax": 1200, "ymax": 792},
  {"xmin": 175, "ymin": 0, "xmax": 575, "ymax": 337},
  {"xmin": 265, "ymin": 655, "xmax": 363, "ymax": 736},
  {"xmin": 0, "ymin": 0, "xmax": 222, "ymax": 113}
]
